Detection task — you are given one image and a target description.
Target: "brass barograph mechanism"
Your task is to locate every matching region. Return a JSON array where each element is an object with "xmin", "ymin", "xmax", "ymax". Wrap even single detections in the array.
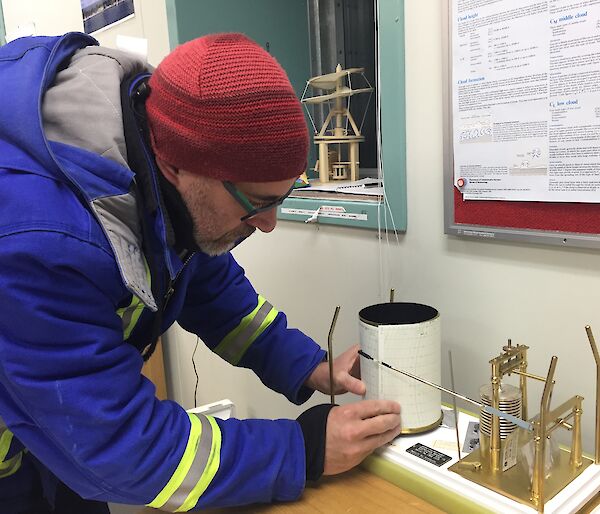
[{"xmin": 448, "ymin": 329, "xmax": 600, "ymax": 513}]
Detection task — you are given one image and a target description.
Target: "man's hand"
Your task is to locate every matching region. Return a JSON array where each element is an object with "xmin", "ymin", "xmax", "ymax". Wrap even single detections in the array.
[
  {"xmin": 323, "ymin": 400, "xmax": 401, "ymax": 475},
  {"xmin": 305, "ymin": 344, "xmax": 366, "ymax": 396}
]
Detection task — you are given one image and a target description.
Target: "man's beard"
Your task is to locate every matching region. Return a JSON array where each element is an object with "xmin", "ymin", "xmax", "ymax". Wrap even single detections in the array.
[
  {"xmin": 194, "ymin": 224, "xmax": 256, "ymax": 256},
  {"xmin": 178, "ymin": 177, "xmax": 257, "ymax": 256}
]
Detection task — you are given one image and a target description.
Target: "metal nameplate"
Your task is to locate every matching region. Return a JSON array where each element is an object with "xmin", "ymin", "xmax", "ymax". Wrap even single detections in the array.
[{"xmin": 406, "ymin": 443, "xmax": 452, "ymax": 467}]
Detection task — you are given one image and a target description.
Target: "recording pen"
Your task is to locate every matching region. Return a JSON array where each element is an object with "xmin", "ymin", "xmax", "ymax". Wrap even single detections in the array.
[{"xmin": 357, "ymin": 350, "xmax": 533, "ymax": 431}]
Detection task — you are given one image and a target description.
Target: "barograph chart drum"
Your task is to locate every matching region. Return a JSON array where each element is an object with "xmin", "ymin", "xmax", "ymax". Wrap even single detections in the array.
[{"xmin": 359, "ymin": 302, "xmax": 442, "ymax": 434}]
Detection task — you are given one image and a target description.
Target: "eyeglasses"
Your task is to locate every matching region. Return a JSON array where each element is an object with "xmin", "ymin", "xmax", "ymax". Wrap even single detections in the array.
[{"xmin": 222, "ymin": 181, "xmax": 295, "ymax": 222}]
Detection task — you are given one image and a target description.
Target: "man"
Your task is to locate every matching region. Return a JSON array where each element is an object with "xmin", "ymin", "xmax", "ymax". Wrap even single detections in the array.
[{"xmin": 0, "ymin": 32, "xmax": 401, "ymax": 513}]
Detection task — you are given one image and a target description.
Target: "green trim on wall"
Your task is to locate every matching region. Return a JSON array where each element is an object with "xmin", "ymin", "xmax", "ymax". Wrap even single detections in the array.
[
  {"xmin": 278, "ymin": 197, "xmax": 385, "ymax": 230},
  {"xmin": 164, "ymin": 0, "xmax": 179, "ymax": 51},
  {"xmin": 279, "ymin": 1, "xmax": 407, "ymax": 231},
  {"xmin": 378, "ymin": 0, "xmax": 407, "ymax": 232},
  {"xmin": 279, "ymin": 0, "xmax": 408, "ymax": 231},
  {"xmin": 0, "ymin": 1, "xmax": 6, "ymax": 46}
]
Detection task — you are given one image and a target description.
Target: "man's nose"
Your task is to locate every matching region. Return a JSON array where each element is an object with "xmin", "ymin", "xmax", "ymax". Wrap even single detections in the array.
[{"xmin": 245, "ymin": 208, "xmax": 278, "ymax": 233}]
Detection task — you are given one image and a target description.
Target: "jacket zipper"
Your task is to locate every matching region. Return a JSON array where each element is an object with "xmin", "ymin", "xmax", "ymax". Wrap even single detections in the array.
[{"xmin": 162, "ymin": 251, "xmax": 195, "ymax": 310}]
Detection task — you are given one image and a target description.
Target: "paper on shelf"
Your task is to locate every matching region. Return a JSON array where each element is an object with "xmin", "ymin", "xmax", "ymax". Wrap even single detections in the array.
[{"xmin": 299, "ymin": 178, "xmax": 383, "ymax": 196}]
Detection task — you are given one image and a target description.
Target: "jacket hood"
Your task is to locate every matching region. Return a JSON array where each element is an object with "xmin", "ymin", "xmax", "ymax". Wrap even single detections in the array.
[
  {"xmin": 0, "ymin": 33, "xmax": 150, "ymax": 200},
  {"xmin": 42, "ymin": 45, "xmax": 147, "ymax": 171},
  {"xmin": 0, "ymin": 33, "xmax": 165, "ymax": 310}
]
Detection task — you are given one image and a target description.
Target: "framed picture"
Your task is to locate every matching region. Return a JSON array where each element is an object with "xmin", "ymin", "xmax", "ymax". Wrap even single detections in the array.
[{"xmin": 81, "ymin": 0, "xmax": 135, "ymax": 34}]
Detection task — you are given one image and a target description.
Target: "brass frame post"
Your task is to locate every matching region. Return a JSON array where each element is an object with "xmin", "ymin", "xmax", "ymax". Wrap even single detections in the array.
[
  {"xmin": 327, "ymin": 306, "xmax": 341, "ymax": 405},
  {"xmin": 531, "ymin": 356, "xmax": 557, "ymax": 512},
  {"xmin": 490, "ymin": 360, "xmax": 501, "ymax": 471},
  {"xmin": 487, "ymin": 343, "xmax": 530, "ymax": 472},
  {"xmin": 585, "ymin": 326, "xmax": 600, "ymax": 464},
  {"xmin": 520, "ymin": 346, "xmax": 529, "ymax": 421},
  {"xmin": 570, "ymin": 396, "xmax": 583, "ymax": 469}
]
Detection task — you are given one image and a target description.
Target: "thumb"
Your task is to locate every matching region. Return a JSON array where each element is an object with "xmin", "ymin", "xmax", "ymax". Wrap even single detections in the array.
[{"xmin": 352, "ymin": 399, "xmax": 401, "ymax": 419}]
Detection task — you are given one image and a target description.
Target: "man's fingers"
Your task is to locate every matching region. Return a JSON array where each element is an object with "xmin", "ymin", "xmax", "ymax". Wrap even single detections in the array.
[
  {"xmin": 349, "ymin": 350, "xmax": 361, "ymax": 379},
  {"xmin": 357, "ymin": 412, "xmax": 401, "ymax": 438},
  {"xmin": 324, "ymin": 402, "xmax": 402, "ymax": 476},
  {"xmin": 365, "ymin": 423, "xmax": 403, "ymax": 450},
  {"xmin": 349, "ymin": 399, "xmax": 401, "ymax": 419},
  {"xmin": 347, "ymin": 343, "xmax": 360, "ymax": 354}
]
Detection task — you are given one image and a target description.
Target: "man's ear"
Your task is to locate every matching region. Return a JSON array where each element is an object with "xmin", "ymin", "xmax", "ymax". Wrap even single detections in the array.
[{"xmin": 155, "ymin": 158, "xmax": 180, "ymax": 186}]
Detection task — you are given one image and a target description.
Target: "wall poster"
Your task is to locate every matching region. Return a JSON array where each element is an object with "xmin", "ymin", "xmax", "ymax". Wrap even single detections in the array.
[{"xmin": 452, "ymin": 1, "xmax": 600, "ymax": 202}]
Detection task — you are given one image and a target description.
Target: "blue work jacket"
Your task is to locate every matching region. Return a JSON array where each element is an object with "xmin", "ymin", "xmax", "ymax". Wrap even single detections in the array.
[{"xmin": 0, "ymin": 33, "xmax": 325, "ymax": 511}]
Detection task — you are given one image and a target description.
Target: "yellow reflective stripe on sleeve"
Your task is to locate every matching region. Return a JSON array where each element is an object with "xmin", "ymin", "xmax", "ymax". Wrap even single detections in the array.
[
  {"xmin": 175, "ymin": 416, "xmax": 221, "ymax": 512},
  {"xmin": 0, "ymin": 428, "xmax": 13, "ymax": 463},
  {"xmin": 116, "ymin": 257, "xmax": 150, "ymax": 339},
  {"xmin": 214, "ymin": 295, "xmax": 278, "ymax": 366},
  {"xmin": 146, "ymin": 414, "xmax": 202, "ymax": 509},
  {"xmin": 232, "ymin": 306, "xmax": 278, "ymax": 365},
  {"xmin": 0, "ymin": 451, "xmax": 22, "ymax": 479},
  {"xmin": 117, "ymin": 294, "xmax": 145, "ymax": 340},
  {"xmin": 146, "ymin": 413, "xmax": 221, "ymax": 512},
  {"xmin": 214, "ymin": 295, "xmax": 268, "ymax": 360}
]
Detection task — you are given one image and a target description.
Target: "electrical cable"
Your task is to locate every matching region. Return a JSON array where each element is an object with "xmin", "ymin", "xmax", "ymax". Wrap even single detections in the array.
[
  {"xmin": 192, "ymin": 336, "xmax": 199, "ymax": 408},
  {"xmin": 375, "ymin": 0, "xmax": 385, "ymax": 300}
]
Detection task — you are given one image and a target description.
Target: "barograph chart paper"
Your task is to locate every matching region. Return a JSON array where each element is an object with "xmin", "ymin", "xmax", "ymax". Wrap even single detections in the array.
[{"xmin": 359, "ymin": 318, "xmax": 441, "ymax": 430}]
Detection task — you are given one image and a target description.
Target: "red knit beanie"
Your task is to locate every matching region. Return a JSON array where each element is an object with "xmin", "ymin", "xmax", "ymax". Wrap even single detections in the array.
[{"xmin": 146, "ymin": 33, "xmax": 308, "ymax": 183}]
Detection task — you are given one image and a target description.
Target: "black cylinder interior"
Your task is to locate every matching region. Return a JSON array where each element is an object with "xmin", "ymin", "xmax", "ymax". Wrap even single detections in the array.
[{"xmin": 359, "ymin": 302, "xmax": 438, "ymax": 325}]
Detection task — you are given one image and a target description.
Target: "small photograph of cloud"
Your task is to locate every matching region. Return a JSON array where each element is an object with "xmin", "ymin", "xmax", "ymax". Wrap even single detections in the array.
[{"xmin": 81, "ymin": 0, "xmax": 135, "ymax": 34}]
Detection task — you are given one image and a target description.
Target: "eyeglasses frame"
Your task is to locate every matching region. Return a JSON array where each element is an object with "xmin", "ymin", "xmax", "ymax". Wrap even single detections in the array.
[{"xmin": 222, "ymin": 180, "xmax": 295, "ymax": 222}]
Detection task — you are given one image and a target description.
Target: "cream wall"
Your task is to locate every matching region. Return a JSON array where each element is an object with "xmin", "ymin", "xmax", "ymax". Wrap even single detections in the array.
[
  {"xmin": 1, "ymin": 0, "xmax": 170, "ymax": 65},
  {"xmin": 164, "ymin": 0, "xmax": 600, "ymax": 455}
]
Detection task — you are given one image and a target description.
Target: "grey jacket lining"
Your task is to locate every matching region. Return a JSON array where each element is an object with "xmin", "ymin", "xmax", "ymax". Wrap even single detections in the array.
[{"xmin": 42, "ymin": 46, "xmax": 157, "ymax": 311}]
